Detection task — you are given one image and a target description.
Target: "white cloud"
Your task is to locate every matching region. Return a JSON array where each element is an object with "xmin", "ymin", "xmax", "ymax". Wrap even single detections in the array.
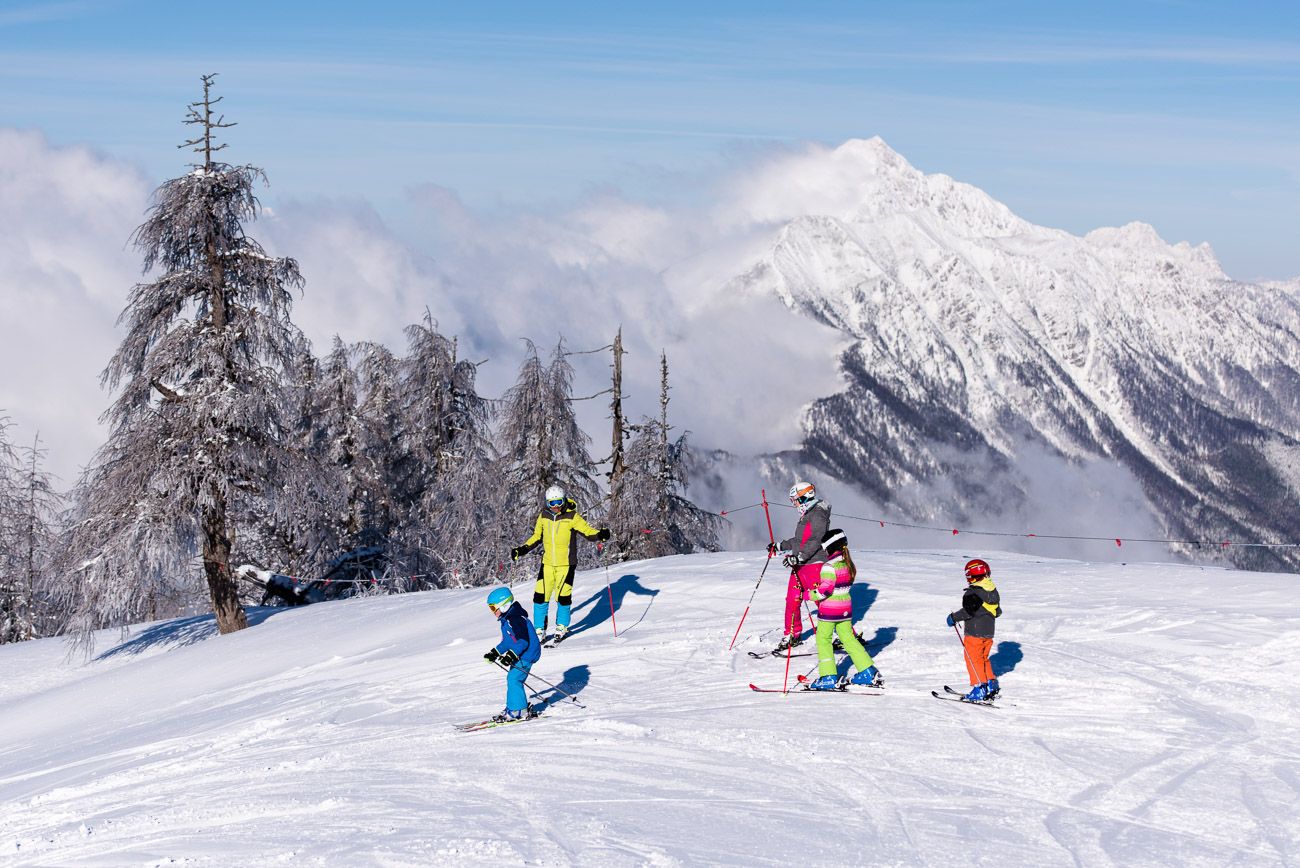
[{"xmin": 0, "ymin": 128, "xmax": 146, "ymax": 484}]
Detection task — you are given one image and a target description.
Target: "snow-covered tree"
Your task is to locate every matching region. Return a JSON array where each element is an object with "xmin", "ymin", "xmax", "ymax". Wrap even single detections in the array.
[
  {"xmin": 4, "ymin": 434, "xmax": 62, "ymax": 642},
  {"xmin": 607, "ymin": 352, "xmax": 723, "ymax": 559},
  {"xmin": 0, "ymin": 415, "xmax": 22, "ymax": 642},
  {"xmin": 354, "ymin": 340, "xmax": 403, "ymax": 538},
  {"xmin": 237, "ymin": 336, "xmax": 338, "ymax": 580},
  {"xmin": 396, "ymin": 312, "xmax": 459, "ymax": 508},
  {"xmin": 396, "ymin": 314, "xmax": 501, "ymax": 586},
  {"xmin": 308, "ymin": 336, "xmax": 375, "ymax": 545},
  {"xmin": 64, "ymin": 74, "xmax": 306, "ymax": 638},
  {"xmin": 497, "ymin": 339, "xmax": 601, "ymax": 540}
]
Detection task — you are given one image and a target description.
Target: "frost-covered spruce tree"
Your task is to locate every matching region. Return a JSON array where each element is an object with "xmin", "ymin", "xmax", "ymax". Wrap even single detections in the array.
[
  {"xmin": 396, "ymin": 312, "xmax": 459, "ymax": 508},
  {"xmin": 355, "ymin": 340, "xmax": 403, "ymax": 539},
  {"xmin": 5, "ymin": 434, "xmax": 62, "ymax": 642},
  {"xmin": 308, "ymin": 336, "xmax": 373, "ymax": 545},
  {"xmin": 66, "ymin": 75, "xmax": 305, "ymax": 637},
  {"xmin": 607, "ymin": 352, "xmax": 723, "ymax": 559},
  {"xmin": 420, "ymin": 352, "xmax": 502, "ymax": 587},
  {"xmin": 497, "ymin": 339, "xmax": 601, "ymax": 551},
  {"xmin": 0, "ymin": 415, "xmax": 23, "ymax": 643},
  {"xmin": 396, "ymin": 314, "xmax": 500, "ymax": 586}
]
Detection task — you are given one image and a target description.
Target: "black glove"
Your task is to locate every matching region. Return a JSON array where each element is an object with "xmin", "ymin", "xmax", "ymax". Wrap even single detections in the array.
[
  {"xmin": 484, "ymin": 648, "xmax": 501, "ymax": 664},
  {"xmin": 500, "ymin": 649, "xmax": 520, "ymax": 667},
  {"xmin": 594, "ymin": 528, "xmax": 611, "ymax": 542},
  {"xmin": 782, "ymin": 554, "xmax": 797, "ymax": 569},
  {"xmin": 510, "ymin": 545, "xmax": 528, "ymax": 561},
  {"xmin": 766, "ymin": 542, "xmax": 778, "ymax": 556}
]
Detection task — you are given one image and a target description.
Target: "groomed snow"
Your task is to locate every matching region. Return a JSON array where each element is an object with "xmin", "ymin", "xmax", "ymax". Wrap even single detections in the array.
[{"xmin": 1, "ymin": 550, "xmax": 1298, "ymax": 866}]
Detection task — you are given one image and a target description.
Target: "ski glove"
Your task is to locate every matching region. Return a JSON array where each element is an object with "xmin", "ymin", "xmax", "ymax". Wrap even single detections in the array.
[
  {"xmin": 594, "ymin": 528, "xmax": 611, "ymax": 542},
  {"xmin": 945, "ymin": 614, "xmax": 956, "ymax": 628},
  {"xmin": 510, "ymin": 545, "xmax": 528, "ymax": 561},
  {"xmin": 766, "ymin": 542, "xmax": 778, "ymax": 556},
  {"xmin": 782, "ymin": 554, "xmax": 797, "ymax": 569},
  {"xmin": 484, "ymin": 648, "xmax": 501, "ymax": 664},
  {"xmin": 500, "ymin": 649, "xmax": 520, "ymax": 667}
]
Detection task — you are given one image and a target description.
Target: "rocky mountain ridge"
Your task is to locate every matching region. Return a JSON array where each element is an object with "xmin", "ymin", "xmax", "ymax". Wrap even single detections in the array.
[{"xmin": 728, "ymin": 138, "xmax": 1300, "ymax": 569}]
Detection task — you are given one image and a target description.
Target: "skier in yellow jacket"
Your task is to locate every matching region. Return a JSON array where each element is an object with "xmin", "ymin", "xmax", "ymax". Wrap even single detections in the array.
[{"xmin": 510, "ymin": 485, "xmax": 610, "ymax": 643}]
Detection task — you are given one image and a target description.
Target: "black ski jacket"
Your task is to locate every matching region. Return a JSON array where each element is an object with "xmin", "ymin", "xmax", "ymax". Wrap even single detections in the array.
[{"xmin": 951, "ymin": 578, "xmax": 1001, "ymax": 639}]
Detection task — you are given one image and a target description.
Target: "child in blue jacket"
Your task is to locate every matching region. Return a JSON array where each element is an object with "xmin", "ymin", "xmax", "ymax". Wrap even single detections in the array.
[{"xmin": 484, "ymin": 587, "xmax": 543, "ymax": 721}]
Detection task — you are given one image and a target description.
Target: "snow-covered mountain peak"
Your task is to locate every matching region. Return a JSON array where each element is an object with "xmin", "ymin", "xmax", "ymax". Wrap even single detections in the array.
[
  {"xmin": 1083, "ymin": 221, "xmax": 1226, "ymax": 281},
  {"xmin": 831, "ymin": 136, "xmax": 916, "ymax": 176},
  {"xmin": 718, "ymin": 140, "xmax": 1300, "ymax": 572}
]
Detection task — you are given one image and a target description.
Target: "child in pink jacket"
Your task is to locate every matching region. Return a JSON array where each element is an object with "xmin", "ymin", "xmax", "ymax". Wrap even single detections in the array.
[{"xmin": 806, "ymin": 529, "xmax": 882, "ymax": 690}]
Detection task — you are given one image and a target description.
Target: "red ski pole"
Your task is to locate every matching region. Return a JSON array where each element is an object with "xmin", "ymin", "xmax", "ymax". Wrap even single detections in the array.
[
  {"xmin": 599, "ymin": 543, "xmax": 618, "ymax": 637},
  {"xmin": 728, "ymin": 490, "xmax": 777, "ymax": 650}
]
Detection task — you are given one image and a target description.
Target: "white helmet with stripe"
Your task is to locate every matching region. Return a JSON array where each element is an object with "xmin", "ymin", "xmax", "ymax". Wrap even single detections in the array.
[{"xmin": 789, "ymin": 481, "xmax": 818, "ymax": 514}]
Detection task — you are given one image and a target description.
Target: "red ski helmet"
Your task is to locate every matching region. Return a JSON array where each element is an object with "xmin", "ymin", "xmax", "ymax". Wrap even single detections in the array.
[{"xmin": 964, "ymin": 559, "xmax": 991, "ymax": 581}]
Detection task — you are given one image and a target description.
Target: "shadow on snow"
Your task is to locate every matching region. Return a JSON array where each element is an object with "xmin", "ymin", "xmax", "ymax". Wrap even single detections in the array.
[
  {"xmin": 96, "ymin": 606, "xmax": 284, "ymax": 660},
  {"xmin": 567, "ymin": 573, "xmax": 660, "ymax": 637},
  {"xmin": 991, "ymin": 640, "xmax": 1023, "ymax": 676},
  {"xmin": 531, "ymin": 664, "xmax": 590, "ymax": 712}
]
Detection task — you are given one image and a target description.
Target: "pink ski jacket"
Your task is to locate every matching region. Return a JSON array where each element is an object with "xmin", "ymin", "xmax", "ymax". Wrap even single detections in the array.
[{"xmin": 811, "ymin": 555, "xmax": 854, "ymax": 621}]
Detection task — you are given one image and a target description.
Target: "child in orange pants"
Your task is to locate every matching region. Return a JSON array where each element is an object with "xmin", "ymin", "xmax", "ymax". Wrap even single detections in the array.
[{"xmin": 946, "ymin": 558, "xmax": 1002, "ymax": 702}]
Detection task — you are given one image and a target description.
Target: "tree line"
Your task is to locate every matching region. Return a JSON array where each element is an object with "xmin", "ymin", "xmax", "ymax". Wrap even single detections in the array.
[{"xmin": 0, "ymin": 75, "xmax": 721, "ymax": 649}]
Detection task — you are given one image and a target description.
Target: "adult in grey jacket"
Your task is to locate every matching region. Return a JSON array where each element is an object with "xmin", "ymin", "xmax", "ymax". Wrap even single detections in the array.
[{"xmin": 769, "ymin": 481, "xmax": 831, "ymax": 653}]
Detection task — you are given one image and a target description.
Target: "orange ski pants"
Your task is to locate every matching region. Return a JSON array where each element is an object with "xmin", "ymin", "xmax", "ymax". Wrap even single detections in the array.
[{"xmin": 963, "ymin": 635, "xmax": 994, "ymax": 685}]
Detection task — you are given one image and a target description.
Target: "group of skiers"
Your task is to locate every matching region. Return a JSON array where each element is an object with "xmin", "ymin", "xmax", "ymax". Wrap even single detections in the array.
[{"xmin": 481, "ymin": 479, "xmax": 1002, "ymax": 722}]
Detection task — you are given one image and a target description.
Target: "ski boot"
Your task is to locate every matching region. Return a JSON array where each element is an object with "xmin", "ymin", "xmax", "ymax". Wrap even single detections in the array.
[
  {"xmin": 551, "ymin": 626, "xmax": 570, "ymax": 645},
  {"xmin": 771, "ymin": 634, "xmax": 803, "ymax": 655},
  {"xmin": 985, "ymin": 678, "xmax": 1000, "ymax": 700},
  {"xmin": 849, "ymin": 665, "xmax": 882, "ymax": 687},
  {"xmin": 492, "ymin": 708, "xmax": 524, "ymax": 723},
  {"xmin": 962, "ymin": 683, "xmax": 989, "ymax": 703},
  {"xmin": 806, "ymin": 674, "xmax": 841, "ymax": 691}
]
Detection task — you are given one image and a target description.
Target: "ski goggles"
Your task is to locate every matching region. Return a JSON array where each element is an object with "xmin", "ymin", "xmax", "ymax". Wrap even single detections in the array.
[{"xmin": 546, "ymin": 498, "xmax": 564, "ymax": 510}]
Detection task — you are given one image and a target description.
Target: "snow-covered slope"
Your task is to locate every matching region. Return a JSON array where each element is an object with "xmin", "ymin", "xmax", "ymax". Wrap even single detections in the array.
[
  {"xmin": 711, "ymin": 138, "xmax": 1300, "ymax": 570},
  {"xmin": 2, "ymin": 552, "xmax": 1298, "ymax": 865}
]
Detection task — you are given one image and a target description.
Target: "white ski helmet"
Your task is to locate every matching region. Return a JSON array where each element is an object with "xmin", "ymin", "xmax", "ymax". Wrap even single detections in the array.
[
  {"xmin": 544, "ymin": 485, "xmax": 566, "ymax": 509},
  {"xmin": 789, "ymin": 481, "xmax": 817, "ymax": 514}
]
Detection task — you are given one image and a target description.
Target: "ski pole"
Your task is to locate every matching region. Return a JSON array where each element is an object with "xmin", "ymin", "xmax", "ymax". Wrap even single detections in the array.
[
  {"xmin": 953, "ymin": 623, "xmax": 979, "ymax": 687},
  {"xmin": 598, "ymin": 542, "xmax": 618, "ymax": 637},
  {"xmin": 782, "ymin": 630, "xmax": 794, "ymax": 693},
  {"xmin": 497, "ymin": 660, "xmax": 587, "ymax": 709},
  {"xmin": 728, "ymin": 489, "xmax": 775, "ymax": 650}
]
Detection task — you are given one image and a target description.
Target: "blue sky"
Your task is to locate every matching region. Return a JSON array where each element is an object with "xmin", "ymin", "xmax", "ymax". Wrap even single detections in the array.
[{"xmin": 3, "ymin": 0, "xmax": 1298, "ymax": 278}]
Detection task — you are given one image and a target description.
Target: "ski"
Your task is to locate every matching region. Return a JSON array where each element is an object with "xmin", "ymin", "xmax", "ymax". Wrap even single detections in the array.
[
  {"xmin": 454, "ymin": 712, "xmax": 543, "ymax": 732},
  {"xmin": 931, "ymin": 686, "xmax": 999, "ymax": 708},
  {"xmin": 747, "ymin": 650, "xmax": 815, "ymax": 659},
  {"xmin": 749, "ymin": 682, "xmax": 883, "ymax": 696}
]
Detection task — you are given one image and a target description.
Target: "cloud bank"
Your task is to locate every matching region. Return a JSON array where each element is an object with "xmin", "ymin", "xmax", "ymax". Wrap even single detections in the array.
[
  {"xmin": 0, "ymin": 129, "xmax": 146, "ymax": 484},
  {"xmin": 2, "ymin": 132, "xmax": 849, "ymax": 487}
]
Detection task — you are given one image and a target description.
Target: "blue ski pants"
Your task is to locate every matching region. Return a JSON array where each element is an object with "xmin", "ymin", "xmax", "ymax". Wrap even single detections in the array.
[{"xmin": 505, "ymin": 659, "xmax": 533, "ymax": 713}]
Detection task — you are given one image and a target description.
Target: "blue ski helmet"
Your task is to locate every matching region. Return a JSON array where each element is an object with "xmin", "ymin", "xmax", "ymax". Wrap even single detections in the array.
[{"xmin": 486, "ymin": 587, "xmax": 514, "ymax": 614}]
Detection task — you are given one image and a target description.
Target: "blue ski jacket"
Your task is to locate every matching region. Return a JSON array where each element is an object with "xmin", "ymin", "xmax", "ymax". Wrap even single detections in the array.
[{"xmin": 495, "ymin": 601, "xmax": 542, "ymax": 663}]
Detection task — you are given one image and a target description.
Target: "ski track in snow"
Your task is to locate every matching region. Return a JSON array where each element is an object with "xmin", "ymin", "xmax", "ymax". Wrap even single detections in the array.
[{"xmin": 0, "ymin": 551, "xmax": 1298, "ymax": 866}]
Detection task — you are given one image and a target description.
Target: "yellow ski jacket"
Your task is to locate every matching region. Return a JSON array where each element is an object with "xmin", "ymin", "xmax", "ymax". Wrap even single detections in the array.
[{"xmin": 519, "ymin": 499, "xmax": 601, "ymax": 567}]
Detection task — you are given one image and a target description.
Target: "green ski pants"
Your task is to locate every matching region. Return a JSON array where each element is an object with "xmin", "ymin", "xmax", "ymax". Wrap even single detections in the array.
[{"xmin": 816, "ymin": 618, "xmax": 874, "ymax": 677}]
